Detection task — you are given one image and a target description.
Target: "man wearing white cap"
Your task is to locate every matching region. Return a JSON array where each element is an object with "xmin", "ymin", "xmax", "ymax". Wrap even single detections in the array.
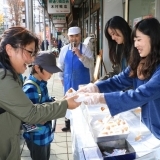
[{"xmin": 58, "ymin": 26, "xmax": 94, "ymax": 131}]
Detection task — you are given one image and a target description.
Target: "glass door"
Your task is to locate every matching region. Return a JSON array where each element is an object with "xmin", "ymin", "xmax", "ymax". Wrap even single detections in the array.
[{"xmin": 128, "ymin": 0, "xmax": 155, "ymax": 28}]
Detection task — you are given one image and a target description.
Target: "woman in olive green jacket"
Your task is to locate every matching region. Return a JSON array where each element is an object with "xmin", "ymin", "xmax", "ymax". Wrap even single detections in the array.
[{"xmin": 0, "ymin": 27, "xmax": 80, "ymax": 160}]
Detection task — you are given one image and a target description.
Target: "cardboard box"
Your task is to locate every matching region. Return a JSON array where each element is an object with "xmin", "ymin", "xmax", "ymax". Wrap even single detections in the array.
[
  {"xmin": 83, "ymin": 139, "xmax": 136, "ymax": 160},
  {"xmin": 82, "ymin": 146, "xmax": 103, "ymax": 160}
]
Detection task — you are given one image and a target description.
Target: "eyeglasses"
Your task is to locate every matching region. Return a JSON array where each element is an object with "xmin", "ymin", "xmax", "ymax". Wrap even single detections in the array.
[{"xmin": 20, "ymin": 47, "xmax": 37, "ymax": 57}]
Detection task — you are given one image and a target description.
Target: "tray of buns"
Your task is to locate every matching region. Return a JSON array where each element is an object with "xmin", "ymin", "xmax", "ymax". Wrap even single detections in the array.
[{"xmin": 81, "ymin": 104, "xmax": 130, "ymax": 143}]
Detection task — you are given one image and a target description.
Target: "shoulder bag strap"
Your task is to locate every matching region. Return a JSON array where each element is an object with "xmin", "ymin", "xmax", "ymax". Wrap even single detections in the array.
[{"xmin": 23, "ymin": 80, "xmax": 42, "ymax": 103}]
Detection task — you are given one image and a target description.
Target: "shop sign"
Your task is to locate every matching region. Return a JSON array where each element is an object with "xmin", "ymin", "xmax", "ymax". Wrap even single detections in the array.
[
  {"xmin": 54, "ymin": 24, "xmax": 64, "ymax": 28},
  {"xmin": 47, "ymin": 0, "xmax": 70, "ymax": 14},
  {"xmin": 53, "ymin": 14, "xmax": 66, "ymax": 23},
  {"xmin": 55, "ymin": 28, "xmax": 63, "ymax": 32}
]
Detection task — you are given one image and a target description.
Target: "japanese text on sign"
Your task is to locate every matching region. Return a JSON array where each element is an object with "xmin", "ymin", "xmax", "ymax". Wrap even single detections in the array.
[
  {"xmin": 53, "ymin": 15, "xmax": 66, "ymax": 23},
  {"xmin": 47, "ymin": 0, "xmax": 70, "ymax": 14}
]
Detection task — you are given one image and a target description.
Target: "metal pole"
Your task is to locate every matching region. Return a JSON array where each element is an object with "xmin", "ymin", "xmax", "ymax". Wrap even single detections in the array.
[
  {"xmin": 39, "ymin": 9, "xmax": 40, "ymax": 32},
  {"xmin": 25, "ymin": 0, "xmax": 33, "ymax": 73},
  {"xmin": 49, "ymin": 20, "xmax": 51, "ymax": 52},
  {"xmin": 99, "ymin": 0, "xmax": 103, "ymax": 76},
  {"xmin": 25, "ymin": 0, "xmax": 29, "ymax": 29},
  {"xmin": 50, "ymin": 20, "xmax": 53, "ymax": 36},
  {"xmin": 125, "ymin": 0, "xmax": 129, "ymax": 22},
  {"xmin": 25, "ymin": 0, "xmax": 33, "ymax": 32},
  {"xmin": 82, "ymin": 2, "xmax": 84, "ymax": 40},
  {"xmin": 52, "ymin": 25, "xmax": 56, "ymax": 38},
  {"xmin": 43, "ymin": 8, "xmax": 47, "ymax": 50},
  {"xmin": 88, "ymin": 0, "xmax": 91, "ymax": 35},
  {"xmin": 33, "ymin": 0, "xmax": 35, "ymax": 33},
  {"xmin": 29, "ymin": 0, "xmax": 34, "ymax": 32},
  {"xmin": 100, "ymin": 0, "xmax": 103, "ymax": 49}
]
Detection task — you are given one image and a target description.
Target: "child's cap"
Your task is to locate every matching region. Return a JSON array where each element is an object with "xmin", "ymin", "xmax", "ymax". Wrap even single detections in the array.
[
  {"xmin": 33, "ymin": 52, "xmax": 62, "ymax": 73},
  {"xmin": 68, "ymin": 27, "xmax": 81, "ymax": 35}
]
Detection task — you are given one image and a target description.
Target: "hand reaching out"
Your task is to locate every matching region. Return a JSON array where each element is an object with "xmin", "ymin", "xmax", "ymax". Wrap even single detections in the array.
[
  {"xmin": 65, "ymin": 95, "xmax": 81, "ymax": 109},
  {"xmin": 77, "ymin": 83, "xmax": 100, "ymax": 93},
  {"xmin": 75, "ymin": 93, "xmax": 106, "ymax": 105}
]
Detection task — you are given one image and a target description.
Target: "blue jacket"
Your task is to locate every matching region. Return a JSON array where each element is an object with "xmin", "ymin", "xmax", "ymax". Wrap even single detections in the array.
[{"xmin": 96, "ymin": 65, "xmax": 160, "ymax": 140}]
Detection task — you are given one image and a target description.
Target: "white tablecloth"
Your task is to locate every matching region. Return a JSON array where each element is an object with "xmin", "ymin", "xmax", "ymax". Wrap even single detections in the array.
[{"xmin": 70, "ymin": 104, "xmax": 160, "ymax": 160}]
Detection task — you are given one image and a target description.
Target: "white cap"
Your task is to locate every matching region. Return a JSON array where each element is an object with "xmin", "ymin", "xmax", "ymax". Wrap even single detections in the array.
[{"xmin": 68, "ymin": 27, "xmax": 81, "ymax": 35}]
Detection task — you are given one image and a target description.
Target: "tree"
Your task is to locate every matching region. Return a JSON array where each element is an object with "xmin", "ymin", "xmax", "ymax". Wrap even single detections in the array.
[
  {"xmin": 7, "ymin": 0, "xmax": 24, "ymax": 26},
  {"xmin": 0, "ymin": 13, "xmax": 4, "ymax": 24},
  {"xmin": 0, "ymin": 13, "xmax": 4, "ymax": 34}
]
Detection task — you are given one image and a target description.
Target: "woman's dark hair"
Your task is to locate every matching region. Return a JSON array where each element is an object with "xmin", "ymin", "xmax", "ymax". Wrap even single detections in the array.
[
  {"xmin": 129, "ymin": 18, "xmax": 160, "ymax": 79},
  {"xmin": 104, "ymin": 16, "xmax": 131, "ymax": 66},
  {"xmin": 0, "ymin": 26, "xmax": 39, "ymax": 80}
]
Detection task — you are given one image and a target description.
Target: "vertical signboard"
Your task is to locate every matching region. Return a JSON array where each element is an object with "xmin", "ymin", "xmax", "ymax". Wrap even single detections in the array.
[
  {"xmin": 53, "ymin": 15, "xmax": 66, "ymax": 23},
  {"xmin": 47, "ymin": 0, "xmax": 70, "ymax": 14}
]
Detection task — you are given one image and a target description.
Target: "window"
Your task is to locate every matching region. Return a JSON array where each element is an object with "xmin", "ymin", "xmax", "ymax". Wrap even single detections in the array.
[
  {"xmin": 128, "ymin": 0, "xmax": 155, "ymax": 28},
  {"xmin": 84, "ymin": 0, "xmax": 89, "ymax": 15}
]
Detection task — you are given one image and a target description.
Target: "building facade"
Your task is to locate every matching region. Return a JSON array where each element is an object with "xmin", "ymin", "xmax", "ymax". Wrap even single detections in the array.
[
  {"xmin": 7, "ymin": 0, "xmax": 159, "ymax": 77},
  {"xmin": 102, "ymin": 0, "xmax": 160, "ymax": 74},
  {"xmin": 65, "ymin": 0, "xmax": 160, "ymax": 75}
]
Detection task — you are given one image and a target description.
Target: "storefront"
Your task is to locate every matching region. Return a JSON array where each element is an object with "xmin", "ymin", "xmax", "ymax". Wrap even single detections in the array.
[
  {"xmin": 78, "ymin": 0, "xmax": 101, "ymax": 57},
  {"xmin": 102, "ymin": 0, "xmax": 123, "ymax": 75},
  {"xmin": 128, "ymin": 0, "xmax": 155, "ymax": 28},
  {"xmin": 102, "ymin": 0, "xmax": 160, "ymax": 76},
  {"xmin": 49, "ymin": 0, "xmax": 160, "ymax": 77}
]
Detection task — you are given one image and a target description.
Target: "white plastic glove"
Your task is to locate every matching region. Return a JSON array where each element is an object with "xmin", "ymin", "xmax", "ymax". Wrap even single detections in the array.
[
  {"xmin": 77, "ymin": 83, "xmax": 100, "ymax": 93},
  {"xmin": 75, "ymin": 93, "xmax": 106, "ymax": 105}
]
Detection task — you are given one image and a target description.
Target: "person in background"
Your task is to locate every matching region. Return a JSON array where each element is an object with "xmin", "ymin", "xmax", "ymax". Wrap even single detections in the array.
[
  {"xmin": 102, "ymin": 16, "xmax": 131, "ymax": 79},
  {"xmin": 57, "ymin": 38, "xmax": 62, "ymax": 53},
  {"xmin": 58, "ymin": 26, "xmax": 94, "ymax": 132},
  {"xmin": 41, "ymin": 39, "xmax": 49, "ymax": 51},
  {"xmin": 23, "ymin": 52, "xmax": 61, "ymax": 160},
  {"xmin": 0, "ymin": 26, "xmax": 80, "ymax": 160},
  {"xmin": 77, "ymin": 18, "xmax": 160, "ymax": 140},
  {"xmin": 53, "ymin": 38, "xmax": 58, "ymax": 48}
]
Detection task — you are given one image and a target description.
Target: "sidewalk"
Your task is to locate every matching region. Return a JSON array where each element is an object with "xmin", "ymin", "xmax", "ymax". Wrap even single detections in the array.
[{"xmin": 21, "ymin": 67, "xmax": 73, "ymax": 160}]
